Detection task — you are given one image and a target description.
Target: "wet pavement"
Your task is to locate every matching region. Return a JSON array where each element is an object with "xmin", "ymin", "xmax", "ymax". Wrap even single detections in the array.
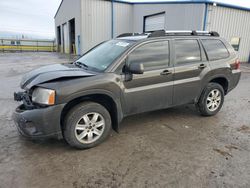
[{"xmin": 0, "ymin": 52, "xmax": 249, "ymax": 188}]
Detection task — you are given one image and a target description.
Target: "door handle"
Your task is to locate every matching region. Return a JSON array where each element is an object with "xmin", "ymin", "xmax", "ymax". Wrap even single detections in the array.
[
  {"xmin": 160, "ymin": 69, "xmax": 172, "ymax": 75},
  {"xmin": 198, "ymin": 64, "xmax": 207, "ymax": 69}
]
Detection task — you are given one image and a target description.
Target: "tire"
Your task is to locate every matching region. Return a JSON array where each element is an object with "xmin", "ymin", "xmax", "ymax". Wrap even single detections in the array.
[
  {"xmin": 63, "ymin": 102, "xmax": 112, "ymax": 149},
  {"xmin": 196, "ymin": 82, "xmax": 224, "ymax": 116}
]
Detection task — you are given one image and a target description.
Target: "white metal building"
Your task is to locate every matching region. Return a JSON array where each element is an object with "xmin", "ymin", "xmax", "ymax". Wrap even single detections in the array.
[{"xmin": 54, "ymin": 0, "xmax": 250, "ymax": 62}]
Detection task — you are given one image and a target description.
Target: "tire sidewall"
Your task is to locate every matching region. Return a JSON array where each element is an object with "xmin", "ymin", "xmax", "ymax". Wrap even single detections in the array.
[
  {"xmin": 199, "ymin": 83, "xmax": 224, "ymax": 116},
  {"xmin": 64, "ymin": 102, "xmax": 112, "ymax": 149}
]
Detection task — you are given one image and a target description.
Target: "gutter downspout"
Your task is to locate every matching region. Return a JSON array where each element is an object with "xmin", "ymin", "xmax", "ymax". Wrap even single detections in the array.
[
  {"xmin": 203, "ymin": 3, "xmax": 208, "ymax": 31},
  {"xmin": 111, "ymin": 0, "xmax": 114, "ymax": 38},
  {"xmin": 78, "ymin": 0, "xmax": 82, "ymax": 55}
]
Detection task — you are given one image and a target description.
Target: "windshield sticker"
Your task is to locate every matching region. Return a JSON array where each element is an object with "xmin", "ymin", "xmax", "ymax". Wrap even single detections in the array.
[{"xmin": 116, "ymin": 42, "xmax": 129, "ymax": 47}]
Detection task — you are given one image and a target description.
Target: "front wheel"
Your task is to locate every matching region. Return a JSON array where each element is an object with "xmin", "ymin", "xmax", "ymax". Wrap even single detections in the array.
[
  {"xmin": 196, "ymin": 83, "xmax": 224, "ymax": 116},
  {"xmin": 63, "ymin": 102, "xmax": 112, "ymax": 149}
]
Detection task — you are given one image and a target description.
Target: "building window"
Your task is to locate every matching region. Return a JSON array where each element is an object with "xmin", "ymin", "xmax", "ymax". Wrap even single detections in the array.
[
  {"xmin": 230, "ymin": 37, "xmax": 240, "ymax": 51},
  {"xmin": 175, "ymin": 39, "xmax": 201, "ymax": 65},
  {"xmin": 11, "ymin": 41, "xmax": 15, "ymax": 45}
]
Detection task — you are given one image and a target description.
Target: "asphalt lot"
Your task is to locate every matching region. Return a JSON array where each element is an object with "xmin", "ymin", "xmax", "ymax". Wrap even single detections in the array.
[{"xmin": 0, "ymin": 52, "xmax": 249, "ymax": 188}]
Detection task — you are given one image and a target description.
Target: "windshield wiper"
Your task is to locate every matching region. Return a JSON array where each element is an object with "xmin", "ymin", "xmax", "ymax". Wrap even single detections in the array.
[{"xmin": 75, "ymin": 61, "xmax": 89, "ymax": 70}]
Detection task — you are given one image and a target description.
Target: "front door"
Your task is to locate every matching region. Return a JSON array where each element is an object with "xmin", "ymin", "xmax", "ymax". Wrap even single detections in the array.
[
  {"xmin": 121, "ymin": 40, "xmax": 174, "ymax": 115},
  {"xmin": 173, "ymin": 39, "xmax": 209, "ymax": 105}
]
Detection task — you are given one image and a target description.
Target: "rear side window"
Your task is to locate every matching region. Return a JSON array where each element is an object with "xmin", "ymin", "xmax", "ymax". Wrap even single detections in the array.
[
  {"xmin": 175, "ymin": 39, "xmax": 201, "ymax": 65},
  {"xmin": 128, "ymin": 41, "xmax": 169, "ymax": 71},
  {"xmin": 201, "ymin": 39, "xmax": 229, "ymax": 61}
]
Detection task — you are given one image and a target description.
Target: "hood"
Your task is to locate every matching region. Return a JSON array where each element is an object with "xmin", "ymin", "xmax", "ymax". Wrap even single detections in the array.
[{"xmin": 21, "ymin": 63, "xmax": 95, "ymax": 89}]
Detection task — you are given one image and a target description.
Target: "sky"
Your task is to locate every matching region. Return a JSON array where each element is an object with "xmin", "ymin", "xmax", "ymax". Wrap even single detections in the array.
[
  {"xmin": 0, "ymin": 0, "xmax": 61, "ymax": 39},
  {"xmin": 0, "ymin": 0, "xmax": 249, "ymax": 40}
]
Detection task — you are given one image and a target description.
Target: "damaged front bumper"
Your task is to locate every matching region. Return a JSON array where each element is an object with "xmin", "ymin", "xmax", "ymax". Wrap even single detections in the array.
[{"xmin": 13, "ymin": 92, "xmax": 65, "ymax": 139}]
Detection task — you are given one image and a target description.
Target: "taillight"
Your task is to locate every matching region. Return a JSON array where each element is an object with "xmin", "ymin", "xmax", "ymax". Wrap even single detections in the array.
[
  {"xmin": 231, "ymin": 59, "xmax": 240, "ymax": 70},
  {"xmin": 235, "ymin": 59, "xmax": 240, "ymax": 70}
]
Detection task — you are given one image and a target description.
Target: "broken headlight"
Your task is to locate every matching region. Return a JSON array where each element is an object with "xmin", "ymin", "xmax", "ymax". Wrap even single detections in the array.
[{"xmin": 32, "ymin": 87, "xmax": 55, "ymax": 105}]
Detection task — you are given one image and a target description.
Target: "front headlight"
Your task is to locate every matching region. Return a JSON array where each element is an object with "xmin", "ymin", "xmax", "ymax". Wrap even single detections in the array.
[{"xmin": 32, "ymin": 87, "xmax": 55, "ymax": 105}]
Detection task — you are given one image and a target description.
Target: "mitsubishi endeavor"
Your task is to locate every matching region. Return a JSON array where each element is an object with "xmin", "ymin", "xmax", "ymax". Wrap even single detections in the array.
[{"xmin": 13, "ymin": 30, "xmax": 241, "ymax": 149}]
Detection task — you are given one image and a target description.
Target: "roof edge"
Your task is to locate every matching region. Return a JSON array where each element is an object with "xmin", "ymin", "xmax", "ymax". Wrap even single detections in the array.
[
  {"xmin": 54, "ymin": 0, "xmax": 250, "ymax": 19},
  {"xmin": 54, "ymin": 0, "xmax": 63, "ymax": 19},
  {"xmin": 116, "ymin": 0, "xmax": 250, "ymax": 11},
  {"xmin": 209, "ymin": 1, "xmax": 250, "ymax": 12}
]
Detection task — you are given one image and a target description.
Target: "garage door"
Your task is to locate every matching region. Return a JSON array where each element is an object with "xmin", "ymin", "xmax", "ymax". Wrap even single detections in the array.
[
  {"xmin": 144, "ymin": 13, "xmax": 165, "ymax": 32},
  {"xmin": 62, "ymin": 23, "xmax": 69, "ymax": 53}
]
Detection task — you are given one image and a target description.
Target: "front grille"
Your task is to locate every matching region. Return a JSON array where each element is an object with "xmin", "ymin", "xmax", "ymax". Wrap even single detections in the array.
[
  {"xmin": 14, "ymin": 91, "xmax": 34, "ymax": 109},
  {"xmin": 23, "ymin": 92, "xmax": 32, "ymax": 106}
]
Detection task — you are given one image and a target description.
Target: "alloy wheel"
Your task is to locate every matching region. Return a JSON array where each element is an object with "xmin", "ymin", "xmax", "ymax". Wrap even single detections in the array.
[
  {"xmin": 74, "ymin": 112, "xmax": 105, "ymax": 144},
  {"xmin": 206, "ymin": 89, "xmax": 222, "ymax": 112}
]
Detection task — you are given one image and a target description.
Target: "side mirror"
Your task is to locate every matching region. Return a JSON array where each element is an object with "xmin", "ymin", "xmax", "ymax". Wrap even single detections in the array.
[{"xmin": 128, "ymin": 63, "xmax": 144, "ymax": 74}]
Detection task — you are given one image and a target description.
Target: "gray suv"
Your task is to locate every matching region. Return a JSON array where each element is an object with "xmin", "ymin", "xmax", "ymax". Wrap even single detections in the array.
[{"xmin": 13, "ymin": 30, "xmax": 241, "ymax": 149}]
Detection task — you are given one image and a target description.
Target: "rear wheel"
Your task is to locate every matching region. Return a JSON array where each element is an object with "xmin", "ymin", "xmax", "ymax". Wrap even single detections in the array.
[
  {"xmin": 63, "ymin": 102, "xmax": 112, "ymax": 149},
  {"xmin": 197, "ymin": 82, "xmax": 224, "ymax": 116}
]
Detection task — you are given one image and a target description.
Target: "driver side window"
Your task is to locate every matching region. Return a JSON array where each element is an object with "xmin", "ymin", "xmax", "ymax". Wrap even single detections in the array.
[{"xmin": 128, "ymin": 41, "xmax": 169, "ymax": 71}]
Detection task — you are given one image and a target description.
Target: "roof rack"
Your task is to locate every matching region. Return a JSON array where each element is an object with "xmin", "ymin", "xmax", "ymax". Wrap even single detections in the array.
[
  {"xmin": 148, "ymin": 30, "xmax": 220, "ymax": 37},
  {"xmin": 116, "ymin": 33, "xmax": 147, "ymax": 38},
  {"xmin": 117, "ymin": 30, "xmax": 219, "ymax": 38}
]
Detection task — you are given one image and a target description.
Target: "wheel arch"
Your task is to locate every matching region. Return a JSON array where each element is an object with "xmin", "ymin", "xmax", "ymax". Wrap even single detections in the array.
[
  {"xmin": 208, "ymin": 76, "xmax": 229, "ymax": 95},
  {"xmin": 60, "ymin": 92, "xmax": 123, "ymax": 134},
  {"xmin": 196, "ymin": 75, "xmax": 229, "ymax": 103}
]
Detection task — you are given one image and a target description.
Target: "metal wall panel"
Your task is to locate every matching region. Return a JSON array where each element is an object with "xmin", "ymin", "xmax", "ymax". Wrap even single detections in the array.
[
  {"xmin": 206, "ymin": 5, "xmax": 250, "ymax": 61},
  {"xmin": 80, "ymin": 0, "xmax": 112, "ymax": 54},
  {"xmin": 133, "ymin": 3, "xmax": 205, "ymax": 32},
  {"xmin": 114, "ymin": 2, "xmax": 133, "ymax": 37}
]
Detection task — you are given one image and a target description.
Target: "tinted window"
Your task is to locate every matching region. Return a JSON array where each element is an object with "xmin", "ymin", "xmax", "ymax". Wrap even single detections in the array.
[
  {"xmin": 175, "ymin": 39, "xmax": 201, "ymax": 65},
  {"xmin": 128, "ymin": 41, "xmax": 169, "ymax": 70},
  {"xmin": 202, "ymin": 39, "xmax": 229, "ymax": 61}
]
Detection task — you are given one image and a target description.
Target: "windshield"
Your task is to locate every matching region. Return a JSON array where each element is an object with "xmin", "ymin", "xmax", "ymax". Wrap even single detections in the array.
[{"xmin": 75, "ymin": 39, "xmax": 134, "ymax": 72}]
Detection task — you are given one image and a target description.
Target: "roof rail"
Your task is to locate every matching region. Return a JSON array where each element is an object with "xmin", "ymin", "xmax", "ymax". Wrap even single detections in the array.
[
  {"xmin": 117, "ymin": 30, "xmax": 220, "ymax": 39},
  {"xmin": 210, "ymin": 31, "xmax": 220, "ymax": 36},
  {"xmin": 148, "ymin": 30, "xmax": 220, "ymax": 37},
  {"xmin": 116, "ymin": 33, "xmax": 146, "ymax": 38},
  {"xmin": 148, "ymin": 30, "xmax": 165, "ymax": 38}
]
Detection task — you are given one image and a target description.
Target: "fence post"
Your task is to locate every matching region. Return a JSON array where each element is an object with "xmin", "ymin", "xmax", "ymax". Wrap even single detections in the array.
[
  {"xmin": 1, "ymin": 39, "xmax": 3, "ymax": 52},
  {"xmin": 20, "ymin": 40, "xmax": 22, "ymax": 52}
]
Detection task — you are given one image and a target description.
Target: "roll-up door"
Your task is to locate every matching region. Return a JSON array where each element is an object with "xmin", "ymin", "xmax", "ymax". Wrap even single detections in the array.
[{"xmin": 144, "ymin": 13, "xmax": 165, "ymax": 32}]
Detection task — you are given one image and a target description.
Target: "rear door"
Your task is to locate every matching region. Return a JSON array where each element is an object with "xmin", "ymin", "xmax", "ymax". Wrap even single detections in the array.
[
  {"xmin": 121, "ymin": 40, "xmax": 174, "ymax": 115},
  {"xmin": 173, "ymin": 39, "xmax": 209, "ymax": 105}
]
